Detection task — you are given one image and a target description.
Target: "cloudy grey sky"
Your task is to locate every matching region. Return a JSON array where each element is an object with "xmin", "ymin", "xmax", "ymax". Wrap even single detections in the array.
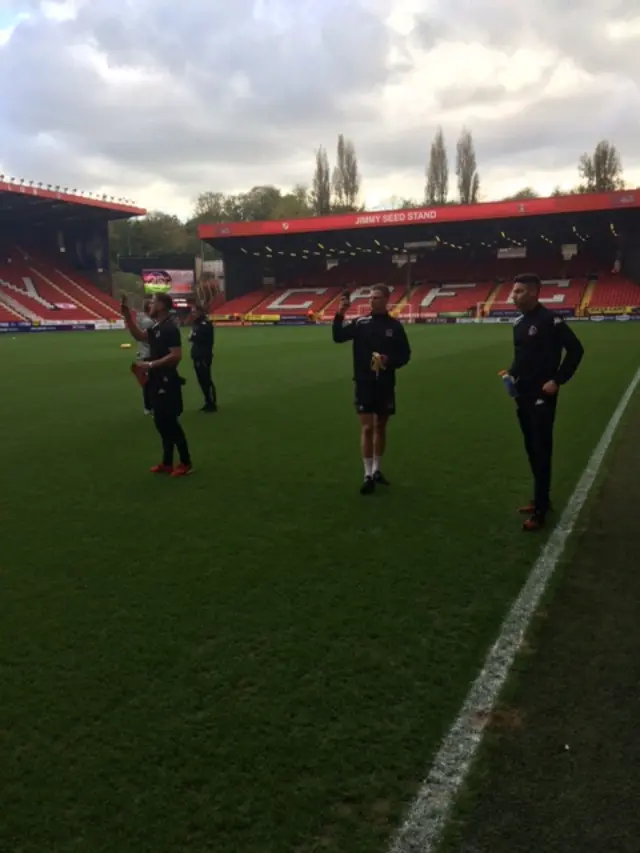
[{"xmin": 1, "ymin": 0, "xmax": 639, "ymax": 219}]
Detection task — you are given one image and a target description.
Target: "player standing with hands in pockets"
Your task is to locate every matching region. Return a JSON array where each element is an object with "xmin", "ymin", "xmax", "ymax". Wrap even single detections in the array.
[
  {"xmin": 333, "ymin": 285, "xmax": 411, "ymax": 494},
  {"xmin": 501, "ymin": 274, "xmax": 584, "ymax": 531},
  {"xmin": 189, "ymin": 303, "xmax": 217, "ymax": 412}
]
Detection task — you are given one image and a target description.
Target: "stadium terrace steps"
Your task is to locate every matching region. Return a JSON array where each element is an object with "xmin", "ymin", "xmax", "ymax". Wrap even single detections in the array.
[
  {"xmin": 214, "ymin": 290, "xmax": 265, "ymax": 316},
  {"xmin": 588, "ymin": 277, "xmax": 640, "ymax": 309},
  {"xmin": 0, "ymin": 287, "xmax": 41, "ymax": 321},
  {"xmin": 42, "ymin": 264, "xmax": 120, "ymax": 319},
  {"xmin": 212, "ymin": 272, "xmax": 639, "ymax": 324},
  {"xmin": 248, "ymin": 287, "xmax": 342, "ymax": 316},
  {"xmin": 27, "ymin": 267, "xmax": 101, "ymax": 320},
  {"xmin": 319, "ymin": 291, "xmax": 346, "ymax": 318},
  {"xmin": 579, "ymin": 280, "xmax": 597, "ymax": 313},
  {"xmin": 0, "ymin": 297, "xmax": 30, "ymax": 322},
  {"xmin": 399, "ymin": 281, "xmax": 496, "ymax": 319},
  {"xmin": 207, "ymin": 294, "xmax": 227, "ymax": 313},
  {"xmin": 60, "ymin": 269, "xmax": 121, "ymax": 313},
  {"xmin": 408, "ymin": 257, "xmax": 594, "ymax": 284},
  {"xmin": 24, "ymin": 252, "xmax": 119, "ymax": 309},
  {"xmin": 1, "ymin": 263, "xmax": 95, "ymax": 322},
  {"xmin": 314, "ymin": 284, "xmax": 405, "ymax": 320},
  {"xmin": 481, "ymin": 282, "xmax": 502, "ymax": 314},
  {"xmin": 339, "ymin": 283, "xmax": 404, "ymax": 319},
  {"xmin": 391, "ymin": 285, "xmax": 412, "ymax": 315},
  {"xmin": 0, "ymin": 248, "xmax": 121, "ymax": 323},
  {"xmin": 15, "ymin": 247, "xmax": 121, "ymax": 319},
  {"xmin": 490, "ymin": 278, "xmax": 587, "ymax": 312}
]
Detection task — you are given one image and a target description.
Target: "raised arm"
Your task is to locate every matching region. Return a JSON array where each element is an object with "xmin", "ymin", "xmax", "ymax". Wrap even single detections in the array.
[
  {"xmin": 121, "ymin": 295, "xmax": 148, "ymax": 343},
  {"xmin": 332, "ymin": 315, "xmax": 358, "ymax": 343},
  {"xmin": 332, "ymin": 294, "xmax": 357, "ymax": 343}
]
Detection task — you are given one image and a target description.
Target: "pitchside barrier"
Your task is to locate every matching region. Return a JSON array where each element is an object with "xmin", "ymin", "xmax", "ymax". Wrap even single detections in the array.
[
  {"xmin": 0, "ymin": 320, "xmax": 126, "ymax": 334},
  {"xmin": 456, "ymin": 315, "xmax": 640, "ymax": 324},
  {"xmin": 216, "ymin": 311, "xmax": 640, "ymax": 326},
  {"xmin": 2, "ymin": 315, "xmax": 638, "ymax": 334}
]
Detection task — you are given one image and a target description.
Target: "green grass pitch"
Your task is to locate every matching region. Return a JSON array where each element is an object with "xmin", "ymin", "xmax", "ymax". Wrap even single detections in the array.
[{"xmin": 1, "ymin": 322, "xmax": 638, "ymax": 853}]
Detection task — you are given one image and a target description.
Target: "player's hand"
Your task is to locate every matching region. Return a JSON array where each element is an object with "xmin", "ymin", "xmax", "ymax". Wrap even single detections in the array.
[
  {"xmin": 542, "ymin": 380, "xmax": 558, "ymax": 395},
  {"xmin": 371, "ymin": 352, "xmax": 386, "ymax": 373},
  {"xmin": 338, "ymin": 296, "xmax": 350, "ymax": 314},
  {"xmin": 120, "ymin": 293, "xmax": 128, "ymax": 313}
]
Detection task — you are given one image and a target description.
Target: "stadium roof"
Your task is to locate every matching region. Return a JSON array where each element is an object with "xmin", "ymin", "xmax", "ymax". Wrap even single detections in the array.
[
  {"xmin": 0, "ymin": 177, "xmax": 146, "ymax": 227},
  {"xmin": 199, "ymin": 189, "xmax": 639, "ymax": 252}
]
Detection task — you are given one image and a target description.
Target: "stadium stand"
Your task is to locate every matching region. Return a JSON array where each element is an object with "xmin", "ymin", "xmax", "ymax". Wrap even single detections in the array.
[
  {"xmin": 5, "ymin": 182, "xmax": 635, "ymax": 329},
  {"xmin": 0, "ymin": 302, "xmax": 25, "ymax": 322},
  {"xmin": 208, "ymin": 293, "xmax": 227, "ymax": 312},
  {"xmin": 214, "ymin": 260, "xmax": 410, "ymax": 318},
  {"xmin": 201, "ymin": 190, "xmax": 640, "ymax": 324},
  {"xmin": 0, "ymin": 250, "xmax": 108, "ymax": 322},
  {"xmin": 0, "ymin": 177, "xmax": 145, "ymax": 331},
  {"xmin": 25, "ymin": 251, "xmax": 122, "ymax": 318},
  {"xmin": 333, "ymin": 284, "xmax": 405, "ymax": 320},
  {"xmin": 251, "ymin": 286, "xmax": 342, "ymax": 316},
  {"xmin": 488, "ymin": 279, "xmax": 587, "ymax": 315},
  {"xmin": 587, "ymin": 275, "xmax": 640, "ymax": 311},
  {"xmin": 400, "ymin": 281, "xmax": 496, "ymax": 320},
  {"xmin": 211, "ymin": 271, "xmax": 640, "ymax": 323},
  {"xmin": 214, "ymin": 290, "xmax": 265, "ymax": 317},
  {"xmin": 1, "ymin": 260, "xmax": 91, "ymax": 322}
]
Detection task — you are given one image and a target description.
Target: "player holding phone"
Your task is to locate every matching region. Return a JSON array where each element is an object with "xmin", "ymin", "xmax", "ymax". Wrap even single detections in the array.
[
  {"xmin": 332, "ymin": 285, "xmax": 411, "ymax": 494},
  {"xmin": 121, "ymin": 292, "xmax": 193, "ymax": 477},
  {"xmin": 136, "ymin": 297, "xmax": 154, "ymax": 414}
]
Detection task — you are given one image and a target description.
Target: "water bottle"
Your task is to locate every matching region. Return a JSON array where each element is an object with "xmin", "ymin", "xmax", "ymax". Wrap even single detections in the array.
[{"xmin": 502, "ymin": 374, "xmax": 518, "ymax": 398}]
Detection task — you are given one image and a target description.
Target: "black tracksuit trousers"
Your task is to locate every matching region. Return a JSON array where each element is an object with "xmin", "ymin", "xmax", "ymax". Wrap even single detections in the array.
[
  {"xmin": 193, "ymin": 358, "xmax": 217, "ymax": 408},
  {"xmin": 516, "ymin": 394, "xmax": 558, "ymax": 515}
]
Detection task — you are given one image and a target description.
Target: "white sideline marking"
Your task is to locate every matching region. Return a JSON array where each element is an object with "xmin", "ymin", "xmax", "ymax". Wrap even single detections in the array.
[{"xmin": 390, "ymin": 366, "xmax": 640, "ymax": 853}]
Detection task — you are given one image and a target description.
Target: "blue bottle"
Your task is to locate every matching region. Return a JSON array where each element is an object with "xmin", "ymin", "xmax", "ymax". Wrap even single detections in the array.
[{"xmin": 502, "ymin": 374, "xmax": 518, "ymax": 398}]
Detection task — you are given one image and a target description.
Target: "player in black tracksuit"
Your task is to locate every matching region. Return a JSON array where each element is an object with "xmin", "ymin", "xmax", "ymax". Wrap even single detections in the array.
[
  {"xmin": 505, "ymin": 274, "xmax": 584, "ymax": 531},
  {"xmin": 189, "ymin": 305, "xmax": 217, "ymax": 412},
  {"xmin": 333, "ymin": 284, "xmax": 411, "ymax": 494},
  {"xmin": 122, "ymin": 292, "xmax": 193, "ymax": 476}
]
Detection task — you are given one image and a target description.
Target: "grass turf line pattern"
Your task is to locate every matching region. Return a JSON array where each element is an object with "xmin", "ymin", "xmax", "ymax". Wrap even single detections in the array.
[
  {"xmin": 436, "ymin": 390, "xmax": 640, "ymax": 853},
  {"xmin": 0, "ymin": 323, "xmax": 638, "ymax": 853},
  {"xmin": 390, "ymin": 365, "xmax": 640, "ymax": 853}
]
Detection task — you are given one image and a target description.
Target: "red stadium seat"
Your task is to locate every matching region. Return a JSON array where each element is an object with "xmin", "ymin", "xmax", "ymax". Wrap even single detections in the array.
[
  {"xmin": 588, "ymin": 276, "xmax": 640, "ymax": 310},
  {"xmin": 213, "ymin": 290, "xmax": 265, "ymax": 316},
  {"xmin": 32, "ymin": 256, "xmax": 121, "ymax": 319},
  {"xmin": 490, "ymin": 279, "xmax": 587, "ymax": 314},
  {"xmin": 0, "ymin": 247, "xmax": 122, "ymax": 323},
  {"xmin": 0, "ymin": 303, "xmax": 26, "ymax": 322},
  {"xmin": 252, "ymin": 286, "xmax": 342, "ymax": 315},
  {"xmin": 401, "ymin": 281, "xmax": 496, "ymax": 319},
  {"xmin": 208, "ymin": 263, "xmax": 640, "ymax": 323}
]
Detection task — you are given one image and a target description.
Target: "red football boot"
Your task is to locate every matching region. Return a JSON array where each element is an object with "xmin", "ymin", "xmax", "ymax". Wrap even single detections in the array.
[
  {"xmin": 522, "ymin": 513, "xmax": 546, "ymax": 532},
  {"xmin": 171, "ymin": 463, "xmax": 193, "ymax": 478},
  {"xmin": 150, "ymin": 463, "xmax": 173, "ymax": 474},
  {"xmin": 518, "ymin": 501, "xmax": 553, "ymax": 515}
]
